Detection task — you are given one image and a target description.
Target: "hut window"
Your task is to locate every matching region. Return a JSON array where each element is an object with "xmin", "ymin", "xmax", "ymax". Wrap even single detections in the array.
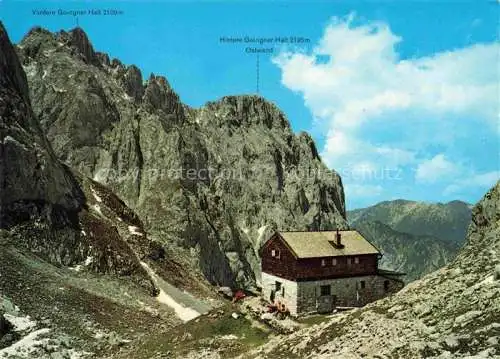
[
  {"xmin": 360, "ymin": 280, "xmax": 365, "ymax": 289},
  {"xmin": 320, "ymin": 285, "xmax": 331, "ymax": 296},
  {"xmin": 271, "ymin": 249, "xmax": 280, "ymax": 259},
  {"xmin": 275, "ymin": 281, "xmax": 282, "ymax": 291},
  {"xmin": 332, "ymin": 258, "xmax": 337, "ymax": 266},
  {"xmin": 347, "ymin": 257, "xmax": 351, "ymax": 266},
  {"xmin": 354, "ymin": 257, "xmax": 359, "ymax": 264},
  {"xmin": 384, "ymin": 280, "xmax": 390, "ymax": 291},
  {"xmin": 321, "ymin": 259, "xmax": 326, "ymax": 267}
]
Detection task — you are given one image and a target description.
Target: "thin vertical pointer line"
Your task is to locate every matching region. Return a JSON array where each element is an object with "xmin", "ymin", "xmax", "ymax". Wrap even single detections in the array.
[{"xmin": 256, "ymin": 53, "xmax": 260, "ymax": 94}]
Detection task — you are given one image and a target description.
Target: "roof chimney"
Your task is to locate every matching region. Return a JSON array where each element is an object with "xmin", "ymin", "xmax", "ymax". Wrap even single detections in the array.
[{"xmin": 336, "ymin": 229, "xmax": 341, "ymax": 246}]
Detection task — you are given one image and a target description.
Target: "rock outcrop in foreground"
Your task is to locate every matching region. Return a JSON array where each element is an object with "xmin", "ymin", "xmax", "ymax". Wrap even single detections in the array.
[
  {"xmin": 253, "ymin": 181, "xmax": 500, "ymax": 358},
  {"xmin": 18, "ymin": 26, "xmax": 347, "ymax": 288}
]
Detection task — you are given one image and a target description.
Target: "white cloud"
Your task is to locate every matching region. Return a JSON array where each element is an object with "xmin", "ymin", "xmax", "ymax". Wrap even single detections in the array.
[
  {"xmin": 273, "ymin": 14, "xmax": 499, "ymax": 203},
  {"xmin": 274, "ymin": 16, "xmax": 498, "ymax": 133},
  {"xmin": 415, "ymin": 154, "xmax": 460, "ymax": 183},
  {"xmin": 444, "ymin": 171, "xmax": 499, "ymax": 195},
  {"xmin": 322, "ymin": 130, "xmax": 416, "ymax": 171},
  {"xmin": 345, "ymin": 184, "xmax": 383, "ymax": 198}
]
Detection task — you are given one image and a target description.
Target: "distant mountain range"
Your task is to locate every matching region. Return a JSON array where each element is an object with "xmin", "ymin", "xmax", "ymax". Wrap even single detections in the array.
[{"xmin": 348, "ymin": 199, "xmax": 472, "ymax": 281}]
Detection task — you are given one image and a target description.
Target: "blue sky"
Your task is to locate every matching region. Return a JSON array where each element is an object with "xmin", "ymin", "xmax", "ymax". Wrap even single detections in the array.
[{"xmin": 1, "ymin": 0, "xmax": 498, "ymax": 209}]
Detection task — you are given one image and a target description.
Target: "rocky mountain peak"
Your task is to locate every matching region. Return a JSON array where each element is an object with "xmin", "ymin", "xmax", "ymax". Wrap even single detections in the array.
[
  {"xmin": 202, "ymin": 95, "xmax": 291, "ymax": 130},
  {"xmin": 446, "ymin": 199, "xmax": 471, "ymax": 208},
  {"xmin": 96, "ymin": 51, "xmax": 111, "ymax": 67},
  {"xmin": 147, "ymin": 73, "xmax": 171, "ymax": 90},
  {"xmin": 67, "ymin": 27, "xmax": 98, "ymax": 65},
  {"xmin": 297, "ymin": 132, "xmax": 320, "ymax": 161},
  {"xmin": 123, "ymin": 65, "xmax": 144, "ymax": 101},
  {"xmin": 21, "ymin": 26, "xmax": 53, "ymax": 44},
  {"xmin": 18, "ymin": 26, "xmax": 98, "ymax": 68},
  {"xmin": 110, "ymin": 57, "xmax": 125, "ymax": 69},
  {"xmin": 349, "ymin": 198, "xmax": 472, "ymax": 244},
  {"xmin": 143, "ymin": 73, "xmax": 182, "ymax": 113}
]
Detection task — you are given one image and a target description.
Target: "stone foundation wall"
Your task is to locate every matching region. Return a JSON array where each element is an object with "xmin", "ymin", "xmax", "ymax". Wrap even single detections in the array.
[
  {"xmin": 262, "ymin": 271, "xmax": 403, "ymax": 315},
  {"xmin": 297, "ymin": 275, "xmax": 403, "ymax": 314}
]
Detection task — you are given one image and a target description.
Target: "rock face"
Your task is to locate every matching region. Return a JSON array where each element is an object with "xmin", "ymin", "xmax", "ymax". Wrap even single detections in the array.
[
  {"xmin": 253, "ymin": 181, "xmax": 500, "ymax": 358},
  {"xmin": 0, "ymin": 22, "xmax": 158, "ymax": 294},
  {"xmin": 18, "ymin": 26, "xmax": 347, "ymax": 288},
  {"xmin": 0, "ymin": 23, "xmax": 83, "ymax": 230},
  {"xmin": 348, "ymin": 200, "xmax": 471, "ymax": 281}
]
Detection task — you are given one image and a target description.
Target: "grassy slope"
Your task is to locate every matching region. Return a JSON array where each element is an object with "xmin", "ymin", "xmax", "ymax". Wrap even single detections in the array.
[
  {"xmin": 0, "ymin": 241, "xmax": 182, "ymax": 357},
  {"xmin": 108, "ymin": 303, "xmax": 271, "ymax": 359}
]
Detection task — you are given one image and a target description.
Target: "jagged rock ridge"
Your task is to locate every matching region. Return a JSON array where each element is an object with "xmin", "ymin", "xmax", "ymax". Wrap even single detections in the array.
[{"xmin": 18, "ymin": 26, "xmax": 347, "ymax": 288}]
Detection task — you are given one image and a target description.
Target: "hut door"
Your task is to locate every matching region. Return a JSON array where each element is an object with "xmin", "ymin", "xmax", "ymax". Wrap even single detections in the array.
[{"xmin": 317, "ymin": 285, "xmax": 334, "ymax": 313}]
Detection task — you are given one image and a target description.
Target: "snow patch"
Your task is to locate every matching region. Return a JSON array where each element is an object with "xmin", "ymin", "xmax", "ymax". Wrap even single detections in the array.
[
  {"xmin": 22, "ymin": 64, "xmax": 37, "ymax": 78},
  {"xmin": 51, "ymin": 84, "xmax": 66, "ymax": 93},
  {"xmin": 155, "ymin": 290, "xmax": 200, "ymax": 322},
  {"xmin": 122, "ymin": 93, "xmax": 133, "ymax": 101},
  {"xmin": 3, "ymin": 136, "xmax": 28, "ymax": 151},
  {"xmin": 3, "ymin": 314, "xmax": 36, "ymax": 332},
  {"xmin": 220, "ymin": 334, "xmax": 238, "ymax": 340},
  {"xmin": 256, "ymin": 225, "xmax": 269, "ymax": 247},
  {"xmin": 91, "ymin": 204, "xmax": 102, "ymax": 215},
  {"xmin": 69, "ymin": 265, "xmax": 83, "ymax": 272},
  {"xmin": 84, "ymin": 256, "xmax": 93, "ymax": 266},
  {"xmin": 257, "ymin": 225, "xmax": 267, "ymax": 238},
  {"xmin": 69, "ymin": 256, "xmax": 93, "ymax": 272},
  {"xmin": 0, "ymin": 328, "xmax": 50, "ymax": 357},
  {"xmin": 90, "ymin": 187, "xmax": 102, "ymax": 203},
  {"xmin": 128, "ymin": 226, "xmax": 143, "ymax": 236},
  {"xmin": 140, "ymin": 262, "xmax": 201, "ymax": 322},
  {"xmin": 479, "ymin": 275, "xmax": 494, "ymax": 286},
  {"xmin": 93, "ymin": 330, "xmax": 106, "ymax": 339}
]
